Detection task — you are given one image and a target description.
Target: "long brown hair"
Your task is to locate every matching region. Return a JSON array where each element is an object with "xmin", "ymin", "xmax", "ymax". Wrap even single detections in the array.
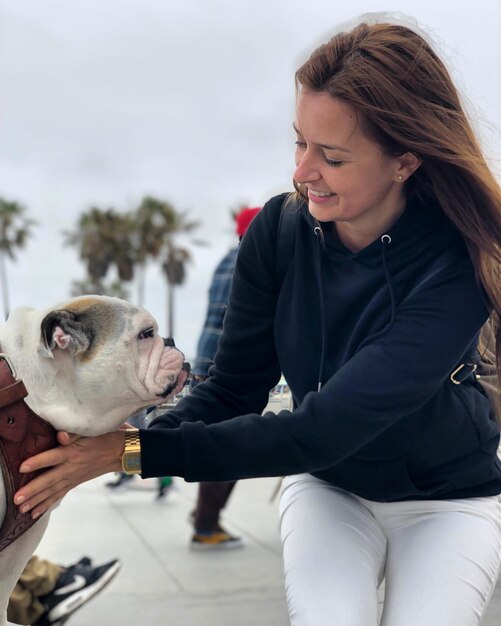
[{"xmin": 295, "ymin": 20, "xmax": 501, "ymax": 384}]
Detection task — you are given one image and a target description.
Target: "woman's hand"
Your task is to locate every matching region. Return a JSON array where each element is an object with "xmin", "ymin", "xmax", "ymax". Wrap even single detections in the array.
[{"xmin": 14, "ymin": 428, "xmax": 128, "ymax": 519}]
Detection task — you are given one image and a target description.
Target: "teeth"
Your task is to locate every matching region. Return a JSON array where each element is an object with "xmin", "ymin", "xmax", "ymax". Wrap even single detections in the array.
[{"xmin": 310, "ymin": 190, "xmax": 334, "ymax": 197}]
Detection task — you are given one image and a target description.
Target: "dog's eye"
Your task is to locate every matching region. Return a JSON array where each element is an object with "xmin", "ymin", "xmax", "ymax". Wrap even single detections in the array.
[{"xmin": 138, "ymin": 328, "xmax": 155, "ymax": 340}]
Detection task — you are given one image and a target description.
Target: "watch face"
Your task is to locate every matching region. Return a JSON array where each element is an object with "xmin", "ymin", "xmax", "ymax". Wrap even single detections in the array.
[{"xmin": 123, "ymin": 453, "xmax": 141, "ymax": 473}]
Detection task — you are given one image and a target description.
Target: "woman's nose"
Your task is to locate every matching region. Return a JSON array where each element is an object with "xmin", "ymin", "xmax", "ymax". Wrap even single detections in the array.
[{"xmin": 294, "ymin": 151, "xmax": 321, "ymax": 184}]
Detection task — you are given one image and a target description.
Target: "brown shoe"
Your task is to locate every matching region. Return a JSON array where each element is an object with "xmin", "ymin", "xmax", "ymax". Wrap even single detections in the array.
[{"xmin": 190, "ymin": 529, "xmax": 243, "ymax": 550}]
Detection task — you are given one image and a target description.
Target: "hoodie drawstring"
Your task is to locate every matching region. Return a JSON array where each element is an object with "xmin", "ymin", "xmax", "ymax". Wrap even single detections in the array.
[
  {"xmin": 313, "ymin": 225, "xmax": 326, "ymax": 391},
  {"xmin": 312, "ymin": 230, "xmax": 397, "ymax": 393},
  {"xmin": 380, "ymin": 234, "xmax": 397, "ymax": 329}
]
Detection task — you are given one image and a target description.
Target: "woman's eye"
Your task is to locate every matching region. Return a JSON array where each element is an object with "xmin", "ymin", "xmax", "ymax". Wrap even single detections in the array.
[
  {"xmin": 138, "ymin": 328, "xmax": 155, "ymax": 340},
  {"xmin": 325, "ymin": 158, "xmax": 344, "ymax": 167},
  {"xmin": 295, "ymin": 140, "xmax": 306, "ymax": 150}
]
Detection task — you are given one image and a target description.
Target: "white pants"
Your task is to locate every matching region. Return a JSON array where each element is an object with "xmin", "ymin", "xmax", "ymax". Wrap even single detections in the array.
[{"xmin": 279, "ymin": 474, "xmax": 501, "ymax": 626}]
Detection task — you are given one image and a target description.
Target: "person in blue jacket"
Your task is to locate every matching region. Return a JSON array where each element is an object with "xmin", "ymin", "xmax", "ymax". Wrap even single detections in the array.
[
  {"xmin": 190, "ymin": 206, "xmax": 261, "ymax": 550},
  {"xmin": 14, "ymin": 15, "xmax": 501, "ymax": 626}
]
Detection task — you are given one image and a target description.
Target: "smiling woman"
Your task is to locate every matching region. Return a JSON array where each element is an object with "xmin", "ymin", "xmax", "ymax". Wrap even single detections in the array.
[
  {"xmin": 11, "ymin": 14, "xmax": 501, "ymax": 626},
  {"xmin": 293, "ymin": 92, "xmax": 421, "ymax": 251}
]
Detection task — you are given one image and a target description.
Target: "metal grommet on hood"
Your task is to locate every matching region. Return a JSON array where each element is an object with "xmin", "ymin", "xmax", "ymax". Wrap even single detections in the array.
[
  {"xmin": 381, "ymin": 234, "xmax": 392, "ymax": 244},
  {"xmin": 314, "ymin": 226, "xmax": 322, "ymax": 236}
]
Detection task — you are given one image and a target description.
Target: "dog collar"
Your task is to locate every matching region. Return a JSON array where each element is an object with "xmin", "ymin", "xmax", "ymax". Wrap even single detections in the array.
[{"xmin": 0, "ymin": 354, "xmax": 57, "ymax": 551}]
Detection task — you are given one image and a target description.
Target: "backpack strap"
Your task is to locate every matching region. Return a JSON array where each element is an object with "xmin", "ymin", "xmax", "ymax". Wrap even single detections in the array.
[
  {"xmin": 275, "ymin": 198, "xmax": 300, "ymax": 284},
  {"xmin": 403, "ymin": 251, "xmax": 498, "ymax": 422},
  {"xmin": 405, "ymin": 250, "xmax": 457, "ymax": 299},
  {"xmin": 402, "ymin": 250, "xmax": 486, "ymax": 379}
]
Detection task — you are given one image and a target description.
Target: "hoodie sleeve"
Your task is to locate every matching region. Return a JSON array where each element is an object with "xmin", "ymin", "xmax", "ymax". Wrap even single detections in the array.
[{"xmin": 141, "ymin": 205, "xmax": 490, "ymax": 482}]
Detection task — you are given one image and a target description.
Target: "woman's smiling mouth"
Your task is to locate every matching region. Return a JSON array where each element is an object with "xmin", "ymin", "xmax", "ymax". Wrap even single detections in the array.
[{"xmin": 308, "ymin": 189, "xmax": 337, "ymax": 203}]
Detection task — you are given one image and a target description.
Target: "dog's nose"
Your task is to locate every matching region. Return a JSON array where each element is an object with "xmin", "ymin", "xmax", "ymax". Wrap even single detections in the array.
[{"xmin": 163, "ymin": 337, "xmax": 176, "ymax": 347}]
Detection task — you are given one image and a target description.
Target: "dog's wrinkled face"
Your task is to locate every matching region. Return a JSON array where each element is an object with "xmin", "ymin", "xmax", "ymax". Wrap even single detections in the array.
[{"xmin": 1, "ymin": 295, "xmax": 189, "ymax": 436}]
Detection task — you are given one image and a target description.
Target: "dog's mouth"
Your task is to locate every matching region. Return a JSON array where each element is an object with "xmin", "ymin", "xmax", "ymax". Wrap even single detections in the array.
[{"xmin": 159, "ymin": 361, "xmax": 191, "ymax": 399}]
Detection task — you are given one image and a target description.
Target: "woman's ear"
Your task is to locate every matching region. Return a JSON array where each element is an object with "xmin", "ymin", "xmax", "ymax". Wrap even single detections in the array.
[{"xmin": 395, "ymin": 152, "xmax": 422, "ymax": 183}]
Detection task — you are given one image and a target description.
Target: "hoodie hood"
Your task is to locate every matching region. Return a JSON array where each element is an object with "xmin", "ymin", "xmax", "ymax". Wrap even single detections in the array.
[{"xmin": 310, "ymin": 193, "xmax": 464, "ymax": 266}]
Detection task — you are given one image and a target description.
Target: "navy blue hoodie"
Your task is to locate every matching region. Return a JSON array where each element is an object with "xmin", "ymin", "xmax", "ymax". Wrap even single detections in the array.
[{"xmin": 141, "ymin": 193, "xmax": 501, "ymax": 502}]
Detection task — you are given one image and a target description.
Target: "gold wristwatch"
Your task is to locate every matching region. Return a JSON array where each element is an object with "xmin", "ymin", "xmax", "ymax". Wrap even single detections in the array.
[{"xmin": 121, "ymin": 428, "xmax": 142, "ymax": 475}]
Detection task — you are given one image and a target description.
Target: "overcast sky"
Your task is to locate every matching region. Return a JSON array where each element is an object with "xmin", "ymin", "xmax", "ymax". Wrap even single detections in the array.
[{"xmin": 1, "ymin": 0, "xmax": 500, "ymax": 358}]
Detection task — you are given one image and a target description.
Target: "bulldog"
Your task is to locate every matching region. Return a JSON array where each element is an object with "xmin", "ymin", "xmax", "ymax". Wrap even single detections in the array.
[{"xmin": 0, "ymin": 295, "xmax": 189, "ymax": 626}]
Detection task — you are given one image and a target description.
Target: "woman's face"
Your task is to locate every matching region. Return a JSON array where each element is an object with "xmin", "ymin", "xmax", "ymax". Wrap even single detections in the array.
[{"xmin": 293, "ymin": 91, "xmax": 407, "ymax": 248}]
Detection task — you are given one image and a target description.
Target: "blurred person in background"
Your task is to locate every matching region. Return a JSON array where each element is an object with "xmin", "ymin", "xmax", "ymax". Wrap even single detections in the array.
[{"xmin": 190, "ymin": 206, "xmax": 261, "ymax": 550}]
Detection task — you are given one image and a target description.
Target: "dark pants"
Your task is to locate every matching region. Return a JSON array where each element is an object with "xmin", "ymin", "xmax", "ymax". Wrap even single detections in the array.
[
  {"xmin": 193, "ymin": 481, "xmax": 237, "ymax": 532},
  {"xmin": 190, "ymin": 377, "xmax": 238, "ymax": 533}
]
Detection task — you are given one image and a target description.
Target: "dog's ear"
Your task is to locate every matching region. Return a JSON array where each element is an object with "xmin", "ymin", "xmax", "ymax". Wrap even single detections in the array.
[{"xmin": 39, "ymin": 310, "xmax": 93, "ymax": 359}]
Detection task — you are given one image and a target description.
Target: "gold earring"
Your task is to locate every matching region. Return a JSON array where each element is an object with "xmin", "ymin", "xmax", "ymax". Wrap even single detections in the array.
[{"xmin": 397, "ymin": 175, "xmax": 403, "ymax": 181}]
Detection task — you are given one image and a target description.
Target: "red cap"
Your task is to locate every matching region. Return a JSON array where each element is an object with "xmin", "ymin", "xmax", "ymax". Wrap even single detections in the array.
[{"xmin": 235, "ymin": 206, "xmax": 261, "ymax": 237}]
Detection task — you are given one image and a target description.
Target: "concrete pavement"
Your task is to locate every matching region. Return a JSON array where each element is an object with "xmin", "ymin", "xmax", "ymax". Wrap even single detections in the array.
[
  {"xmin": 37, "ymin": 475, "xmax": 290, "ymax": 626},
  {"xmin": 35, "ymin": 471, "xmax": 501, "ymax": 626}
]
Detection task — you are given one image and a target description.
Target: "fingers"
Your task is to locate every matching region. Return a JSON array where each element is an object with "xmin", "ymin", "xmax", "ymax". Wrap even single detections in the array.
[
  {"xmin": 14, "ymin": 430, "xmax": 126, "ymax": 518},
  {"xmin": 14, "ymin": 430, "xmax": 125, "ymax": 518},
  {"xmin": 30, "ymin": 494, "xmax": 62, "ymax": 519},
  {"xmin": 15, "ymin": 460, "xmax": 96, "ymax": 518},
  {"xmin": 15, "ymin": 443, "xmax": 82, "ymax": 514},
  {"xmin": 17, "ymin": 480, "xmax": 67, "ymax": 518},
  {"xmin": 14, "ymin": 462, "xmax": 71, "ymax": 514},
  {"xmin": 19, "ymin": 447, "xmax": 70, "ymax": 473}
]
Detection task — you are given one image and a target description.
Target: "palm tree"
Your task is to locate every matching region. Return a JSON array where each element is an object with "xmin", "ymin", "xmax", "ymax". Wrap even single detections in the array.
[
  {"xmin": 0, "ymin": 198, "xmax": 36, "ymax": 320},
  {"xmin": 132, "ymin": 196, "xmax": 173, "ymax": 306},
  {"xmin": 131, "ymin": 196, "xmax": 202, "ymax": 335},
  {"xmin": 70, "ymin": 276, "xmax": 130, "ymax": 300},
  {"xmin": 64, "ymin": 207, "xmax": 135, "ymax": 294},
  {"xmin": 162, "ymin": 244, "xmax": 192, "ymax": 338},
  {"xmin": 65, "ymin": 197, "xmax": 203, "ymax": 336}
]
